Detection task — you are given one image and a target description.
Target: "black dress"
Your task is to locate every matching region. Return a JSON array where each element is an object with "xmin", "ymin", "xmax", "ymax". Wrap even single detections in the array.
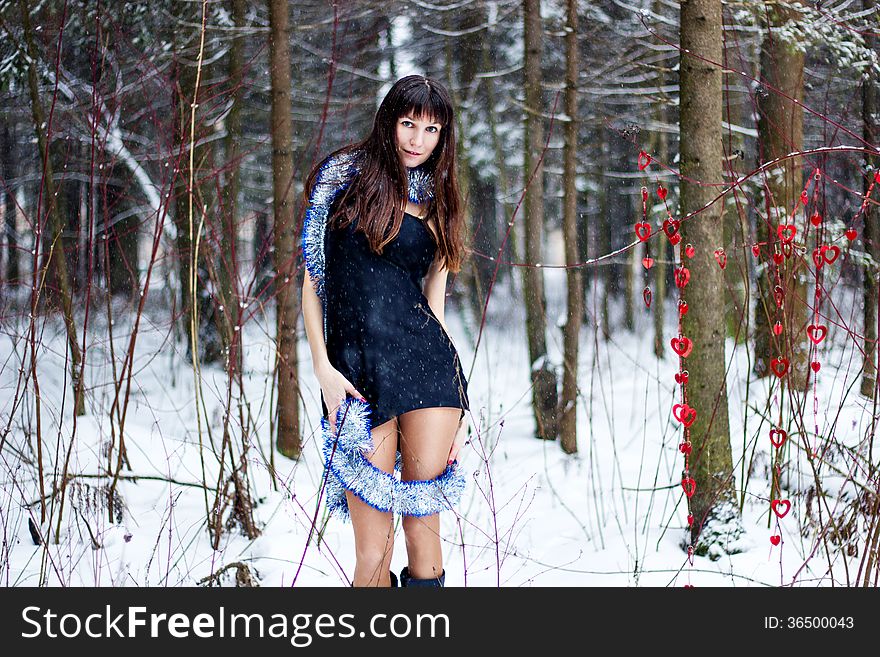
[{"xmin": 321, "ymin": 210, "xmax": 469, "ymax": 429}]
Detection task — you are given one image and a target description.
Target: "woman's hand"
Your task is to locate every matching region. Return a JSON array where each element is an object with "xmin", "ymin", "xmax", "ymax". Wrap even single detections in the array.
[
  {"xmin": 447, "ymin": 416, "xmax": 468, "ymax": 465},
  {"xmin": 315, "ymin": 362, "xmax": 365, "ymax": 434}
]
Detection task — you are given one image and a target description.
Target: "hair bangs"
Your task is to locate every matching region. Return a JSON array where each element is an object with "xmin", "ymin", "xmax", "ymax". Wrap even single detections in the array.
[{"xmin": 399, "ymin": 82, "xmax": 452, "ymax": 127}]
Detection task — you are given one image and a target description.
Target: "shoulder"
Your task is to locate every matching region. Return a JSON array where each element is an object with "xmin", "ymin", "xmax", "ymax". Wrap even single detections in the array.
[{"xmin": 314, "ymin": 148, "xmax": 362, "ymax": 189}]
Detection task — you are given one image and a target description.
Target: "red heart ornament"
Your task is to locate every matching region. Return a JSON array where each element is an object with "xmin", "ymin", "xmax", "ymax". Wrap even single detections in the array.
[
  {"xmin": 806, "ymin": 324, "xmax": 827, "ymax": 344},
  {"xmin": 671, "ymin": 335, "xmax": 693, "ymax": 358},
  {"xmin": 679, "ymin": 441, "xmax": 692, "ymax": 455},
  {"xmin": 770, "ymin": 535, "xmax": 781, "ymax": 546},
  {"xmin": 811, "ymin": 361, "xmax": 821, "ymax": 373},
  {"xmin": 663, "ymin": 218, "xmax": 680, "ymax": 240},
  {"xmin": 821, "ymin": 244, "xmax": 840, "ymax": 264},
  {"xmin": 643, "ymin": 287, "xmax": 652, "ymax": 309},
  {"xmin": 638, "ymin": 150, "xmax": 651, "ymax": 171},
  {"xmin": 681, "ymin": 477, "xmax": 697, "ymax": 498},
  {"xmin": 714, "ymin": 248, "xmax": 727, "ymax": 269},
  {"xmin": 642, "ymin": 257, "xmax": 654, "ymax": 269},
  {"xmin": 777, "ymin": 223, "xmax": 797, "ymax": 243},
  {"xmin": 657, "ymin": 184, "xmax": 668, "ymax": 200},
  {"xmin": 672, "ymin": 403, "xmax": 697, "ymax": 427},
  {"xmin": 781, "ymin": 241, "xmax": 793, "ymax": 258},
  {"xmin": 875, "ymin": 171, "xmax": 880, "ymax": 184},
  {"xmin": 800, "ymin": 190, "xmax": 809, "ymax": 205},
  {"xmin": 845, "ymin": 228, "xmax": 857, "ymax": 240},
  {"xmin": 687, "ymin": 513, "xmax": 694, "ymax": 526},
  {"xmin": 669, "ymin": 232, "xmax": 682, "ymax": 246},
  {"xmin": 812, "ymin": 247, "xmax": 824, "ymax": 269},
  {"xmin": 774, "ymin": 286, "xmax": 784, "ymax": 307},
  {"xmin": 770, "ymin": 356, "xmax": 789, "ymax": 378},
  {"xmin": 678, "ymin": 300, "xmax": 689, "ymax": 316},
  {"xmin": 635, "ymin": 222, "xmax": 652, "ymax": 242},
  {"xmin": 769, "ymin": 428, "xmax": 787, "ymax": 448},
  {"xmin": 752, "ymin": 244, "xmax": 760, "ymax": 258},
  {"xmin": 773, "ymin": 321, "xmax": 783, "ymax": 336},
  {"xmin": 674, "ymin": 267, "xmax": 690, "ymax": 288},
  {"xmin": 685, "ymin": 244, "xmax": 695, "ymax": 258},
  {"xmin": 771, "ymin": 499, "xmax": 791, "ymax": 518},
  {"xmin": 674, "ymin": 370, "xmax": 689, "ymax": 385},
  {"xmin": 773, "ymin": 252, "xmax": 784, "ymax": 265},
  {"xmin": 809, "ymin": 212, "xmax": 822, "ymax": 227}
]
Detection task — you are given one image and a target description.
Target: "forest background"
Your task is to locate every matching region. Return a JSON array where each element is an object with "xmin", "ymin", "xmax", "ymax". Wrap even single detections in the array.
[{"xmin": 0, "ymin": 0, "xmax": 879, "ymax": 587}]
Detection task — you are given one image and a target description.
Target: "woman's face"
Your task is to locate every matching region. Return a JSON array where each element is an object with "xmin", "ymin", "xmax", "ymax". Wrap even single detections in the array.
[{"xmin": 395, "ymin": 113, "xmax": 442, "ymax": 169}]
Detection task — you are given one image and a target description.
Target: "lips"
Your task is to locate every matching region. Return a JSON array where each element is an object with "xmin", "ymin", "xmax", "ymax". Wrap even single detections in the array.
[{"xmin": 402, "ymin": 149, "xmax": 421, "ymax": 157}]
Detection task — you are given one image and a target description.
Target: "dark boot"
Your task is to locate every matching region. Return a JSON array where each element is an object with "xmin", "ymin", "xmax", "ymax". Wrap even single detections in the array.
[
  {"xmin": 399, "ymin": 566, "xmax": 445, "ymax": 588},
  {"xmin": 389, "ymin": 570, "xmax": 398, "ymax": 588}
]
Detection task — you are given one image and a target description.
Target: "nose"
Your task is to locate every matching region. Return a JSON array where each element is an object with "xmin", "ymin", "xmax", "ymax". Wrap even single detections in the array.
[{"xmin": 410, "ymin": 129, "xmax": 424, "ymax": 148}]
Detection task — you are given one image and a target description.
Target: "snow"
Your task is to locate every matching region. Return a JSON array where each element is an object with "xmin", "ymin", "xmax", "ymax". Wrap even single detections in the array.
[{"xmin": 0, "ymin": 267, "xmax": 875, "ymax": 587}]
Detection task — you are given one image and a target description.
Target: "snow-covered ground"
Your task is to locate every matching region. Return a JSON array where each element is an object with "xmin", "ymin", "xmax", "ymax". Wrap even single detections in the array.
[{"xmin": 0, "ymin": 267, "xmax": 874, "ymax": 587}]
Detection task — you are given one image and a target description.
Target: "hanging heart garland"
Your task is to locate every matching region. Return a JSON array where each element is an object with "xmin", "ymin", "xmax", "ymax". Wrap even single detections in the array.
[
  {"xmin": 771, "ymin": 499, "xmax": 791, "ymax": 518},
  {"xmin": 663, "ymin": 218, "xmax": 680, "ymax": 241},
  {"xmin": 770, "ymin": 356, "xmax": 790, "ymax": 378},
  {"xmin": 806, "ymin": 324, "xmax": 827, "ymax": 344},
  {"xmin": 769, "ymin": 428, "xmax": 787, "ymax": 448},
  {"xmin": 777, "ymin": 223, "xmax": 797, "ymax": 243},
  {"xmin": 672, "ymin": 403, "xmax": 697, "ymax": 428},
  {"xmin": 674, "ymin": 266, "xmax": 690, "ymax": 288},
  {"xmin": 681, "ymin": 476, "xmax": 697, "ymax": 498}
]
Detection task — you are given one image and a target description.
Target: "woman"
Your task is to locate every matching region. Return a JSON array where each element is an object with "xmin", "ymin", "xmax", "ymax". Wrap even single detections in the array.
[{"xmin": 301, "ymin": 75, "xmax": 470, "ymax": 588}]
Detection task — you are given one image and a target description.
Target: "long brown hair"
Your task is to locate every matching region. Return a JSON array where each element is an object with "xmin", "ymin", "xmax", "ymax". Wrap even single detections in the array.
[{"xmin": 304, "ymin": 75, "xmax": 464, "ymax": 272}]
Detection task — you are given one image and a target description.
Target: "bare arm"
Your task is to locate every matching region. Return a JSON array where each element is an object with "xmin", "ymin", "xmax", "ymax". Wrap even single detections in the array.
[
  {"xmin": 302, "ymin": 274, "xmax": 330, "ymax": 372},
  {"xmin": 422, "ymin": 255, "xmax": 449, "ymax": 333},
  {"xmin": 302, "ymin": 274, "xmax": 364, "ymax": 431}
]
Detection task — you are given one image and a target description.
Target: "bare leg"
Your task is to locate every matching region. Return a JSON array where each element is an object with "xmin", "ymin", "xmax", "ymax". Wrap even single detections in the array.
[
  {"xmin": 346, "ymin": 416, "xmax": 399, "ymax": 587},
  {"xmin": 398, "ymin": 407, "xmax": 461, "ymax": 580}
]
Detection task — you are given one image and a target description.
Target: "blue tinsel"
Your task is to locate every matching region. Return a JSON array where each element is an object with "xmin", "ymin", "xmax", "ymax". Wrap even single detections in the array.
[
  {"xmin": 321, "ymin": 398, "xmax": 466, "ymax": 520},
  {"xmin": 301, "ymin": 151, "xmax": 435, "ymax": 305}
]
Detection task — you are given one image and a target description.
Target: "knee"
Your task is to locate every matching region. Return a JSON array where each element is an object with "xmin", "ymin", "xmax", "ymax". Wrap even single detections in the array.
[
  {"xmin": 355, "ymin": 541, "xmax": 394, "ymax": 570},
  {"xmin": 402, "ymin": 515, "xmax": 437, "ymax": 547}
]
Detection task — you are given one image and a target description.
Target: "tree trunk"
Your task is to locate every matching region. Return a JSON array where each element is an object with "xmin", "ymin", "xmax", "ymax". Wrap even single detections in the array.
[
  {"xmin": 559, "ymin": 0, "xmax": 582, "ymax": 455},
  {"xmin": 679, "ymin": 0, "xmax": 741, "ymax": 556},
  {"xmin": 215, "ymin": 0, "xmax": 246, "ymax": 376},
  {"xmin": 861, "ymin": 0, "xmax": 880, "ymax": 398},
  {"xmin": 596, "ymin": 131, "xmax": 610, "ymax": 337},
  {"xmin": 650, "ymin": 0, "xmax": 668, "ymax": 359},
  {"xmin": 104, "ymin": 179, "xmax": 140, "ymax": 298},
  {"xmin": 19, "ymin": 0, "xmax": 85, "ymax": 417},
  {"xmin": 269, "ymin": 0, "xmax": 301, "ymax": 458},
  {"xmin": 170, "ymin": 1, "xmax": 220, "ymax": 365},
  {"xmin": 2, "ymin": 122, "xmax": 18, "ymax": 287},
  {"xmin": 522, "ymin": 0, "xmax": 557, "ymax": 440},
  {"xmin": 720, "ymin": 24, "xmax": 748, "ymax": 344},
  {"xmin": 754, "ymin": 1, "xmax": 808, "ymax": 391}
]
